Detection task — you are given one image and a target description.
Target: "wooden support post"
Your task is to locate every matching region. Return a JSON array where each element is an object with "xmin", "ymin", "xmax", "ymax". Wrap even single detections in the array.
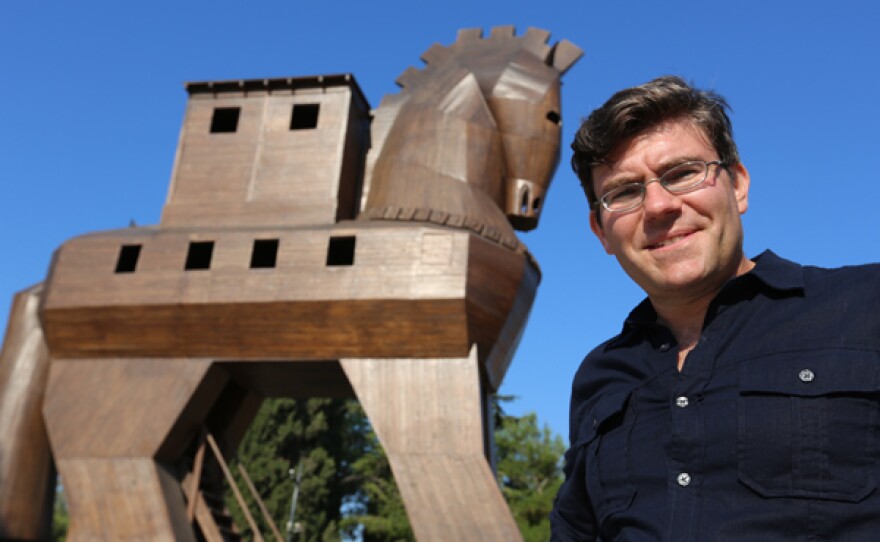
[
  {"xmin": 0, "ymin": 284, "xmax": 54, "ymax": 541},
  {"xmin": 342, "ymin": 348, "xmax": 522, "ymax": 542}
]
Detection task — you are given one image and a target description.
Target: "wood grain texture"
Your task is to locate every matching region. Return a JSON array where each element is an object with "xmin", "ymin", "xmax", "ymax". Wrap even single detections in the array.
[
  {"xmin": 59, "ymin": 457, "xmax": 193, "ymax": 542},
  {"xmin": 162, "ymin": 76, "xmax": 370, "ymax": 229},
  {"xmin": 466, "ymin": 236, "xmax": 541, "ymax": 390},
  {"xmin": 0, "ymin": 28, "xmax": 583, "ymax": 540},
  {"xmin": 362, "ymin": 27, "xmax": 582, "ymax": 238},
  {"xmin": 43, "ymin": 358, "xmax": 213, "ymax": 457},
  {"xmin": 341, "ymin": 350, "xmax": 522, "ymax": 541},
  {"xmin": 0, "ymin": 284, "xmax": 54, "ymax": 541}
]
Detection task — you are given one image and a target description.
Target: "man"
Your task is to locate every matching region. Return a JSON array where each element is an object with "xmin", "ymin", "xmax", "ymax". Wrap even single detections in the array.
[{"xmin": 550, "ymin": 76, "xmax": 880, "ymax": 540}]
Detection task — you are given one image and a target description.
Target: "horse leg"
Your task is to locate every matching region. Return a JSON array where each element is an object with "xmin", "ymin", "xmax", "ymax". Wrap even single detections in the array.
[
  {"xmin": 0, "ymin": 284, "xmax": 54, "ymax": 541},
  {"xmin": 341, "ymin": 348, "xmax": 522, "ymax": 542},
  {"xmin": 43, "ymin": 357, "xmax": 222, "ymax": 541}
]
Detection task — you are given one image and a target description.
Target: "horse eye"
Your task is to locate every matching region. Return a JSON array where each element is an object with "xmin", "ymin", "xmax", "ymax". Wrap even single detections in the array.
[{"xmin": 546, "ymin": 111, "xmax": 561, "ymax": 125}]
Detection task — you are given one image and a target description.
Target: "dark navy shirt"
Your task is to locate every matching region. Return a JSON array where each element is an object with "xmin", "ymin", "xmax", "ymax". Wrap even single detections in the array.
[{"xmin": 551, "ymin": 251, "xmax": 880, "ymax": 541}]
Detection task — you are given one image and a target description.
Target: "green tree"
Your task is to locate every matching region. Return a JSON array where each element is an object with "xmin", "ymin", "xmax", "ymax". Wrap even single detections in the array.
[
  {"xmin": 494, "ymin": 409, "xmax": 566, "ymax": 541},
  {"xmin": 230, "ymin": 396, "xmax": 565, "ymax": 541},
  {"xmin": 53, "ymin": 485, "xmax": 68, "ymax": 542},
  {"xmin": 227, "ymin": 398, "xmax": 367, "ymax": 542},
  {"xmin": 339, "ymin": 428, "xmax": 414, "ymax": 542}
]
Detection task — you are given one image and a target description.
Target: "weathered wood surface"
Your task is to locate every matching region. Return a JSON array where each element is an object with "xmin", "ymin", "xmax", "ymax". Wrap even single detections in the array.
[
  {"xmin": 162, "ymin": 75, "xmax": 370, "ymax": 229},
  {"xmin": 0, "ymin": 285, "xmax": 54, "ymax": 541},
  {"xmin": 342, "ymin": 350, "xmax": 523, "ymax": 542},
  {"xmin": 0, "ymin": 26, "xmax": 581, "ymax": 541}
]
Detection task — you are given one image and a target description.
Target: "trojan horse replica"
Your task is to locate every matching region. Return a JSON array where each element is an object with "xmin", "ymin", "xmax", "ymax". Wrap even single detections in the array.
[{"xmin": 0, "ymin": 27, "xmax": 580, "ymax": 540}]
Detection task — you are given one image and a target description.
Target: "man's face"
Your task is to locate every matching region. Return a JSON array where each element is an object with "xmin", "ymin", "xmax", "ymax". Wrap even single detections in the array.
[{"xmin": 589, "ymin": 118, "xmax": 751, "ymax": 305}]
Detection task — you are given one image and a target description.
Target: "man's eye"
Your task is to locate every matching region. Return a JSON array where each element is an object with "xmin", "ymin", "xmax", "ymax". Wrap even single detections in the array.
[
  {"xmin": 610, "ymin": 185, "xmax": 643, "ymax": 202},
  {"xmin": 664, "ymin": 164, "xmax": 702, "ymax": 186}
]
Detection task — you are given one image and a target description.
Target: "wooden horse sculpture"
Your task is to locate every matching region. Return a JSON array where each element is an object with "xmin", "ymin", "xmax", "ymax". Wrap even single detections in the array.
[{"xmin": 0, "ymin": 27, "xmax": 580, "ymax": 541}]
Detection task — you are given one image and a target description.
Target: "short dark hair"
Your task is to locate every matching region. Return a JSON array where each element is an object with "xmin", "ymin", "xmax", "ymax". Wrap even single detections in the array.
[{"xmin": 571, "ymin": 75, "xmax": 740, "ymax": 210}]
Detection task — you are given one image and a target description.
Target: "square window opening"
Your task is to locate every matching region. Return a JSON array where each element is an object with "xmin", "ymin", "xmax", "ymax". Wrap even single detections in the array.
[
  {"xmin": 326, "ymin": 236, "xmax": 355, "ymax": 266},
  {"xmin": 114, "ymin": 244, "xmax": 142, "ymax": 273},
  {"xmin": 185, "ymin": 241, "xmax": 214, "ymax": 270},
  {"xmin": 290, "ymin": 103, "xmax": 320, "ymax": 130},
  {"xmin": 250, "ymin": 239, "xmax": 279, "ymax": 269},
  {"xmin": 210, "ymin": 107, "xmax": 241, "ymax": 133}
]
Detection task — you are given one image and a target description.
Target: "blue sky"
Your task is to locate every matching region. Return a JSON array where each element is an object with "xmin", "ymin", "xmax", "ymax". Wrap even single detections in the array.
[{"xmin": 2, "ymin": 1, "xmax": 879, "ymax": 443}]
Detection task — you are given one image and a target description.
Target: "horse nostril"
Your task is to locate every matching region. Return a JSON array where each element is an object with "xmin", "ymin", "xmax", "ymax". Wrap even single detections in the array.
[
  {"xmin": 520, "ymin": 189, "xmax": 530, "ymax": 214},
  {"xmin": 532, "ymin": 197, "xmax": 541, "ymax": 212}
]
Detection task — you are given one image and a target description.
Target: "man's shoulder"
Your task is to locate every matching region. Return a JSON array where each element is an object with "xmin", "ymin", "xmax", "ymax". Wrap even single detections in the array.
[
  {"xmin": 801, "ymin": 260, "xmax": 880, "ymax": 296},
  {"xmin": 754, "ymin": 251, "xmax": 880, "ymax": 297}
]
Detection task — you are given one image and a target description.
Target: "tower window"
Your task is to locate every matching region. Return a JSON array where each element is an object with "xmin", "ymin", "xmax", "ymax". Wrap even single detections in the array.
[
  {"xmin": 210, "ymin": 107, "xmax": 240, "ymax": 133},
  {"xmin": 114, "ymin": 244, "xmax": 142, "ymax": 273},
  {"xmin": 326, "ymin": 236, "xmax": 355, "ymax": 266},
  {"xmin": 185, "ymin": 241, "xmax": 214, "ymax": 270},
  {"xmin": 250, "ymin": 239, "xmax": 279, "ymax": 269},
  {"xmin": 290, "ymin": 103, "xmax": 320, "ymax": 130}
]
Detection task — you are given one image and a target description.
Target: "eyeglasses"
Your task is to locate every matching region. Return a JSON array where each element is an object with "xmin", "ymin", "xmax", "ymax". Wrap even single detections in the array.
[{"xmin": 596, "ymin": 160, "xmax": 727, "ymax": 213}]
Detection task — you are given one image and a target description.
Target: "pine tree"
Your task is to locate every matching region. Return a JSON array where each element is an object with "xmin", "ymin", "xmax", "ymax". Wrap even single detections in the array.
[
  {"xmin": 339, "ymin": 428, "xmax": 414, "ymax": 542},
  {"xmin": 494, "ymin": 410, "xmax": 566, "ymax": 541},
  {"xmin": 227, "ymin": 398, "xmax": 368, "ymax": 541},
  {"xmin": 230, "ymin": 396, "xmax": 565, "ymax": 541}
]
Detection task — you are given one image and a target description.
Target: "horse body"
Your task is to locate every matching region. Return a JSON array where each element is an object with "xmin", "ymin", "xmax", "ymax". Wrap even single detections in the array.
[{"xmin": 0, "ymin": 27, "xmax": 580, "ymax": 541}]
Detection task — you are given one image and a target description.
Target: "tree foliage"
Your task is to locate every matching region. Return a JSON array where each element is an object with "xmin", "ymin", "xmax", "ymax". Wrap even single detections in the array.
[
  {"xmin": 227, "ymin": 396, "xmax": 565, "ymax": 541},
  {"xmin": 51, "ymin": 397, "xmax": 565, "ymax": 541},
  {"xmin": 494, "ymin": 409, "xmax": 566, "ymax": 541},
  {"xmin": 339, "ymin": 428, "xmax": 414, "ymax": 542},
  {"xmin": 53, "ymin": 486, "xmax": 68, "ymax": 542},
  {"xmin": 227, "ymin": 398, "xmax": 368, "ymax": 542}
]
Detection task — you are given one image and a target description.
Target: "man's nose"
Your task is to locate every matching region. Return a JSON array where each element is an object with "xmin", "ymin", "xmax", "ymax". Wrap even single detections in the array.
[{"xmin": 642, "ymin": 180, "xmax": 682, "ymax": 217}]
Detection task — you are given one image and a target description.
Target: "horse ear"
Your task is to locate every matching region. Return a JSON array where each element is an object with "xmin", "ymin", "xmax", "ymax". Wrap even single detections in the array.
[{"xmin": 549, "ymin": 39, "xmax": 583, "ymax": 75}]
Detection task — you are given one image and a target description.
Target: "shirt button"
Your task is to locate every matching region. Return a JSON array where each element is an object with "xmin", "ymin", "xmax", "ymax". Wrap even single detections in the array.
[
  {"xmin": 675, "ymin": 396, "xmax": 689, "ymax": 408},
  {"xmin": 799, "ymin": 369, "xmax": 815, "ymax": 382},
  {"xmin": 677, "ymin": 472, "xmax": 691, "ymax": 487},
  {"xmin": 660, "ymin": 343, "xmax": 671, "ymax": 352}
]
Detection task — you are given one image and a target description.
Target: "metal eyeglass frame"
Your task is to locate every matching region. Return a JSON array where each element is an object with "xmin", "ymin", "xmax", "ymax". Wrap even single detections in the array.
[{"xmin": 596, "ymin": 160, "xmax": 727, "ymax": 213}]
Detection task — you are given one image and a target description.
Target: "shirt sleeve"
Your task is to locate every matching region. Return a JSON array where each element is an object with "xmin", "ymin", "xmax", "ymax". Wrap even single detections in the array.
[{"xmin": 550, "ymin": 435, "xmax": 598, "ymax": 540}]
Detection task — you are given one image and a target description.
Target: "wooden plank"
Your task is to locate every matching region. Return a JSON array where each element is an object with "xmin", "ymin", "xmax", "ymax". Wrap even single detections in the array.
[
  {"xmin": 43, "ymin": 358, "xmax": 213, "ymax": 458},
  {"xmin": 58, "ymin": 458, "xmax": 195, "ymax": 542},
  {"xmin": 206, "ymin": 433, "xmax": 263, "ymax": 542},
  {"xmin": 0, "ymin": 284, "xmax": 54, "ymax": 541},
  {"xmin": 341, "ymin": 350, "xmax": 521, "ymax": 541},
  {"xmin": 186, "ymin": 431, "xmax": 207, "ymax": 522},
  {"xmin": 238, "ymin": 463, "xmax": 284, "ymax": 542}
]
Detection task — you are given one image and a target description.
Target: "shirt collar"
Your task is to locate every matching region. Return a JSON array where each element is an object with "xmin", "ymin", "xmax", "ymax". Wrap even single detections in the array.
[
  {"xmin": 746, "ymin": 249, "xmax": 805, "ymax": 293},
  {"xmin": 608, "ymin": 249, "xmax": 804, "ymax": 348}
]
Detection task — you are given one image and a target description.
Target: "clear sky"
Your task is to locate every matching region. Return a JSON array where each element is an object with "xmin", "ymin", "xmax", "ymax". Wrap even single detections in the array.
[{"xmin": 3, "ymin": 0, "xmax": 879, "ymax": 443}]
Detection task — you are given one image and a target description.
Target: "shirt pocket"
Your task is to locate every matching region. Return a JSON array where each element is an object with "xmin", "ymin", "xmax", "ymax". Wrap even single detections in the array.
[
  {"xmin": 577, "ymin": 390, "xmax": 636, "ymax": 523},
  {"xmin": 737, "ymin": 350, "xmax": 880, "ymax": 502}
]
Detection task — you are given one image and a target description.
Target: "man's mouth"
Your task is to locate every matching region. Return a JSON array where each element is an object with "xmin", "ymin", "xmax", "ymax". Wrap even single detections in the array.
[{"xmin": 646, "ymin": 232, "xmax": 693, "ymax": 250}]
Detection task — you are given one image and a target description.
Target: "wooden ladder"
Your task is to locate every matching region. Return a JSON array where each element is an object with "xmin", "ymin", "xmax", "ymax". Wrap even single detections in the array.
[{"xmin": 183, "ymin": 429, "xmax": 284, "ymax": 542}]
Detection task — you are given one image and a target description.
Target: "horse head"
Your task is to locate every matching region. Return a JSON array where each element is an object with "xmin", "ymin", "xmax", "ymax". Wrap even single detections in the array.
[
  {"xmin": 468, "ymin": 27, "xmax": 582, "ymax": 230},
  {"xmin": 362, "ymin": 27, "xmax": 582, "ymax": 248}
]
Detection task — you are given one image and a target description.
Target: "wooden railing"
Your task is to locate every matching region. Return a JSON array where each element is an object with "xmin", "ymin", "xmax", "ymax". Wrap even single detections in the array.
[{"xmin": 185, "ymin": 429, "xmax": 283, "ymax": 542}]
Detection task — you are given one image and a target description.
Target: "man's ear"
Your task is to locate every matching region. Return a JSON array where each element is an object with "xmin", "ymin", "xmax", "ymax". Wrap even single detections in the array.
[
  {"xmin": 590, "ymin": 209, "xmax": 614, "ymax": 255},
  {"xmin": 730, "ymin": 163, "xmax": 750, "ymax": 215}
]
